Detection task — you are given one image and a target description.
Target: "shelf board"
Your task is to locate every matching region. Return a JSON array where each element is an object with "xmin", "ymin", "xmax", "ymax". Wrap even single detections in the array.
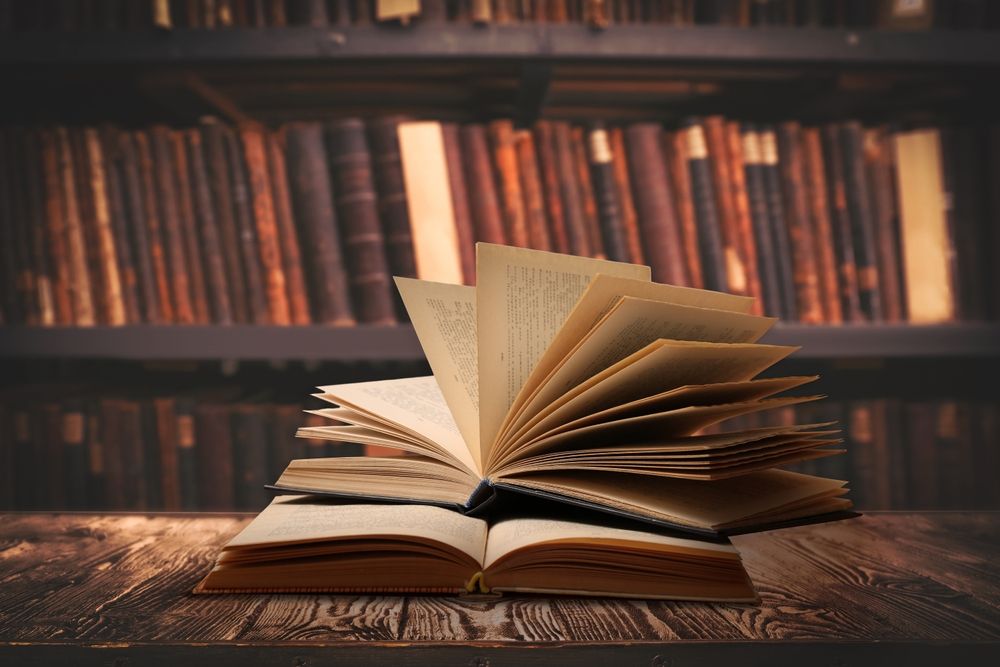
[
  {"xmin": 0, "ymin": 324, "xmax": 997, "ymax": 361},
  {"xmin": 2, "ymin": 25, "xmax": 1000, "ymax": 67}
]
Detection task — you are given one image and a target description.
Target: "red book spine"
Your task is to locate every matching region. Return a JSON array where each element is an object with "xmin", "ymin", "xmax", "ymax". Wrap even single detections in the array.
[
  {"xmin": 441, "ymin": 122, "xmax": 477, "ymax": 283},
  {"xmin": 459, "ymin": 124, "xmax": 506, "ymax": 245},
  {"xmin": 704, "ymin": 116, "xmax": 750, "ymax": 296},
  {"xmin": 553, "ymin": 121, "xmax": 591, "ymax": 257},
  {"xmin": 170, "ymin": 130, "xmax": 211, "ymax": 324},
  {"xmin": 266, "ymin": 131, "xmax": 312, "ymax": 325},
  {"xmin": 38, "ymin": 129, "xmax": 75, "ymax": 325},
  {"xmin": 368, "ymin": 116, "xmax": 421, "ymax": 288},
  {"xmin": 609, "ymin": 126, "xmax": 645, "ymax": 265},
  {"xmin": 801, "ymin": 128, "xmax": 843, "ymax": 323},
  {"xmin": 516, "ymin": 129, "xmax": 553, "ymax": 252},
  {"xmin": 533, "ymin": 121, "xmax": 570, "ymax": 254},
  {"xmin": 150, "ymin": 126, "xmax": 196, "ymax": 324},
  {"xmin": 724, "ymin": 121, "xmax": 763, "ymax": 313},
  {"xmin": 571, "ymin": 125, "xmax": 605, "ymax": 258},
  {"xmin": 489, "ymin": 119, "xmax": 530, "ymax": 248}
]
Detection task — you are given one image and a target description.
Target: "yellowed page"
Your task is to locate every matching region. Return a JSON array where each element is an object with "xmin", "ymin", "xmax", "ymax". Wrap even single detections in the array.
[
  {"xmin": 477, "ymin": 244, "xmax": 650, "ymax": 464},
  {"xmin": 317, "ymin": 376, "xmax": 478, "ymax": 474},
  {"xmin": 496, "ymin": 273, "xmax": 753, "ymax": 446},
  {"xmin": 226, "ymin": 497, "xmax": 488, "ymax": 564},
  {"xmin": 483, "ymin": 517, "xmax": 737, "ymax": 570},
  {"xmin": 397, "ymin": 122, "xmax": 464, "ymax": 284},
  {"xmin": 395, "ymin": 277, "xmax": 480, "ymax": 468}
]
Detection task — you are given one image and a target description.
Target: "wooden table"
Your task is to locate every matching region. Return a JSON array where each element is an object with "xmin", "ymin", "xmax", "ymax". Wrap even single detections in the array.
[{"xmin": 1, "ymin": 512, "xmax": 997, "ymax": 665}]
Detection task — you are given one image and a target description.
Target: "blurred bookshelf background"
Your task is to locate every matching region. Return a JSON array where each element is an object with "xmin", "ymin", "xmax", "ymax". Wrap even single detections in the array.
[{"xmin": 0, "ymin": 0, "xmax": 997, "ymax": 512}]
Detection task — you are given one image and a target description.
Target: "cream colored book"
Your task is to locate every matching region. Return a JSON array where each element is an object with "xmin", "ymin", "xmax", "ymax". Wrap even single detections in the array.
[
  {"xmin": 196, "ymin": 497, "xmax": 756, "ymax": 602},
  {"xmin": 272, "ymin": 244, "xmax": 854, "ymax": 537}
]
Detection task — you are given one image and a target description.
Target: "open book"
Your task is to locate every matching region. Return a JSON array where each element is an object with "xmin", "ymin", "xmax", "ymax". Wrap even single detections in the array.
[
  {"xmin": 196, "ymin": 497, "xmax": 756, "ymax": 601},
  {"xmin": 273, "ymin": 244, "xmax": 854, "ymax": 537}
]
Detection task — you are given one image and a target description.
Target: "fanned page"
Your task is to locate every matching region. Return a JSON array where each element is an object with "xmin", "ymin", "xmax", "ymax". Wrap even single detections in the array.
[{"xmin": 476, "ymin": 243, "xmax": 650, "ymax": 466}]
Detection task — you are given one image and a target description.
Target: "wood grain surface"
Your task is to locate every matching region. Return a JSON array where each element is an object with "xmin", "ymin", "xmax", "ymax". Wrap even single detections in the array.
[{"xmin": 0, "ymin": 512, "xmax": 997, "ymax": 666}]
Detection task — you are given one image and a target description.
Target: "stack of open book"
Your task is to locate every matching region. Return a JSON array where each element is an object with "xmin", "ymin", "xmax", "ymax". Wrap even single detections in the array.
[{"xmin": 198, "ymin": 244, "xmax": 854, "ymax": 601}]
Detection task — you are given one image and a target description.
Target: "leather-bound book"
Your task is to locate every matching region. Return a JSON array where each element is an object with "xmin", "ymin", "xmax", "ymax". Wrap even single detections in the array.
[
  {"xmin": 665, "ymin": 129, "xmax": 703, "ymax": 290},
  {"xmin": 200, "ymin": 119, "xmax": 249, "ymax": 323},
  {"xmin": 195, "ymin": 403, "xmax": 235, "ymax": 511},
  {"xmin": 99, "ymin": 127, "xmax": 141, "ymax": 325},
  {"xmin": 55, "ymin": 127, "xmax": 96, "ymax": 326},
  {"xmin": 231, "ymin": 405, "xmax": 271, "ymax": 510},
  {"xmin": 682, "ymin": 120, "xmax": 727, "ymax": 292},
  {"xmin": 143, "ymin": 400, "xmax": 165, "ymax": 509},
  {"xmin": 624, "ymin": 123, "xmax": 686, "ymax": 285},
  {"xmin": 326, "ymin": 118, "xmax": 396, "ymax": 325},
  {"xmin": 533, "ymin": 121, "xmax": 570, "ymax": 254},
  {"xmin": 587, "ymin": 125, "xmax": 628, "ymax": 262},
  {"xmin": 489, "ymin": 120, "xmax": 530, "ymax": 248},
  {"xmin": 397, "ymin": 121, "xmax": 464, "ymax": 284},
  {"xmin": 553, "ymin": 121, "xmax": 591, "ymax": 257},
  {"xmin": 11, "ymin": 130, "xmax": 41, "ymax": 325},
  {"xmin": 21, "ymin": 131, "xmax": 56, "ymax": 326},
  {"xmin": 117, "ymin": 131, "xmax": 164, "ymax": 324},
  {"xmin": 368, "ymin": 116, "xmax": 420, "ymax": 295},
  {"xmin": 839, "ymin": 122, "xmax": 882, "ymax": 321},
  {"xmin": 285, "ymin": 0, "xmax": 327, "ymax": 24},
  {"xmin": 572, "ymin": 126, "xmax": 606, "ymax": 258},
  {"xmin": 222, "ymin": 125, "xmax": 271, "ymax": 324},
  {"xmin": 723, "ymin": 121, "xmax": 763, "ymax": 313},
  {"xmin": 609, "ymin": 127, "xmax": 644, "ymax": 264},
  {"xmin": 516, "ymin": 129, "xmax": 552, "ymax": 252},
  {"xmin": 801, "ymin": 128, "xmax": 843, "ymax": 323},
  {"xmin": 61, "ymin": 399, "xmax": 89, "ymax": 508},
  {"xmin": 459, "ymin": 124, "xmax": 507, "ymax": 245},
  {"xmin": 494, "ymin": 0, "xmax": 515, "ymax": 23},
  {"xmin": 740, "ymin": 126, "xmax": 783, "ymax": 317},
  {"xmin": 283, "ymin": 122, "xmax": 355, "ymax": 326},
  {"xmin": 186, "ymin": 129, "xmax": 234, "ymax": 324},
  {"xmin": 821, "ymin": 124, "xmax": 862, "ymax": 322},
  {"xmin": 776, "ymin": 122, "xmax": 823, "ymax": 324},
  {"xmin": 943, "ymin": 126, "xmax": 989, "ymax": 321},
  {"xmin": 169, "ymin": 131, "xmax": 211, "ymax": 324},
  {"xmin": 862, "ymin": 128, "xmax": 905, "ymax": 322},
  {"xmin": 0, "ymin": 133, "xmax": 23, "ymax": 324},
  {"xmin": 134, "ymin": 131, "xmax": 176, "ymax": 323},
  {"xmin": 153, "ymin": 397, "xmax": 182, "ymax": 511},
  {"xmin": 703, "ymin": 116, "xmax": 749, "ymax": 296},
  {"xmin": 759, "ymin": 125, "xmax": 798, "ymax": 320},
  {"xmin": 441, "ymin": 122, "xmax": 477, "ymax": 283},
  {"xmin": 83, "ymin": 400, "xmax": 104, "ymax": 508},
  {"xmin": 240, "ymin": 124, "xmax": 291, "ymax": 325},
  {"xmin": 117, "ymin": 400, "xmax": 148, "ymax": 510},
  {"xmin": 71, "ymin": 128, "xmax": 109, "ymax": 324},
  {"xmin": 174, "ymin": 398, "xmax": 199, "ymax": 510},
  {"xmin": 41, "ymin": 403, "xmax": 65, "ymax": 509},
  {"xmin": 38, "ymin": 129, "xmax": 74, "ymax": 325},
  {"xmin": 150, "ymin": 126, "xmax": 196, "ymax": 324},
  {"xmin": 266, "ymin": 131, "xmax": 311, "ymax": 324}
]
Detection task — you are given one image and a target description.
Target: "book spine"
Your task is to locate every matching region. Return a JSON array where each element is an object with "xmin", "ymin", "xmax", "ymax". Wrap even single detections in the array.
[
  {"xmin": 839, "ymin": 121, "xmax": 882, "ymax": 321},
  {"xmin": 801, "ymin": 127, "xmax": 843, "ymax": 323},
  {"xmin": 141, "ymin": 400, "xmax": 163, "ymax": 509},
  {"xmin": 326, "ymin": 118, "xmax": 396, "ymax": 325},
  {"xmin": 61, "ymin": 399, "xmax": 89, "ymax": 508},
  {"xmin": 741, "ymin": 126, "xmax": 783, "ymax": 317},
  {"xmin": 723, "ymin": 120, "xmax": 763, "ymax": 314},
  {"xmin": 9, "ymin": 129, "xmax": 39, "ymax": 325},
  {"xmin": 587, "ymin": 124, "xmax": 629, "ymax": 262},
  {"xmin": 151, "ymin": 126, "xmax": 196, "ymax": 324},
  {"xmin": 989, "ymin": 126, "xmax": 1000, "ymax": 321},
  {"xmin": 441, "ymin": 122, "xmax": 477, "ymax": 283},
  {"xmin": 533, "ymin": 121, "xmax": 571, "ymax": 254},
  {"xmin": 241, "ymin": 124, "xmax": 292, "ymax": 325},
  {"xmin": 174, "ymin": 398, "xmax": 199, "ymax": 510},
  {"xmin": 286, "ymin": 0, "xmax": 328, "ymax": 24},
  {"xmin": 118, "ymin": 400, "xmax": 148, "ymax": 510},
  {"xmin": 553, "ymin": 121, "xmax": 592, "ymax": 257},
  {"xmin": 99, "ymin": 127, "xmax": 142, "ymax": 325},
  {"xmin": 776, "ymin": 121, "xmax": 824, "ymax": 323},
  {"xmin": 625, "ymin": 122, "xmax": 687, "ymax": 285},
  {"xmin": 683, "ymin": 120, "xmax": 728, "ymax": 292},
  {"xmin": 42, "ymin": 403, "xmax": 66, "ymax": 510},
  {"xmin": 822, "ymin": 124, "xmax": 863, "ymax": 321},
  {"xmin": 759, "ymin": 125, "xmax": 798, "ymax": 320},
  {"xmin": 71, "ymin": 128, "xmax": 108, "ymax": 324},
  {"xmin": 703, "ymin": 116, "xmax": 749, "ymax": 296},
  {"xmin": 368, "ymin": 116, "xmax": 420, "ymax": 293},
  {"xmin": 82, "ymin": 128, "xmax": 126, "ymax": 326},
  {"xmin": 38, "ymin": 129, "xmax": 75, "ymax": 325},
  {"xmin": 56, "ymin": 127, "xmax": 96, "ymax": 325},
  {"xmin": 21, "ymin": 131, "xmax": 56, "ymax": 326},
  {"xmin": 231, "ymin": 405, "xmax": 271, "ymax": 510},
  {"xmin": 283, "ymin": 122, "xmax": 355, "ymax": 325},
  {"xmin": 571, "ymin": 125, "xmax": 605, "ymax": 258},
  {"xmin": 459, "ymin": 124, "xmax": 507, "ymax": 245},
  {"xmin": 133, "ymin": 130, "xmax": 176, "ymax": 323},
  {"xmin": 200, "ymin": 119, "xmax": 249, "ymax": 323},
  {"xmin": 195, "ymin": 403, "xmax": 235, "ymax": 510},
  {"xmin": 170, "ymin": 130, "xmax": 211, "ymax": 324},
  {"xmin": 12, "ymin": 407, "xmax": 35, "ymax": 507},
  {"xmin": 266, "ymin": 131, "xmax": 312, "ymax": 325},
  {"xmin": 608, "ymin": 126, "xmax": 645, "ymax": 264},
  {"xmin": 948, "ymin": 126, "xmax": 989, "ymax": 321},
  {"xmin": 114, "ymin": 131, "xmax": 161, "ymax": 324},
  {"xmin": 516, "ymin": 129, "xmax": 553, "ymax": 252},
  {"xmin": 665, "ymin": 130, "xmax": 703, "ymax": 289},
  {"xmin": 154, "ymin": 397, "xmax": 181, "ymax": 511},
  {"xmin": 489, "ymin": 119, "xmax": 530, "ymax": 248},
  {"xmin": 862, "ymin": 127, "xmax": 905, "ymax": 323}
]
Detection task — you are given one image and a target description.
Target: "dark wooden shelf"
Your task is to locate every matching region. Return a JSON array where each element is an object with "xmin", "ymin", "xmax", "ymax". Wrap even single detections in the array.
[
  {"xmin": 2, "ymin": 25, "xmax": 999, "ymax": 67},
  {"xmin": 0, "ymin": 323, "xmax": 997, "ymax": 361}
]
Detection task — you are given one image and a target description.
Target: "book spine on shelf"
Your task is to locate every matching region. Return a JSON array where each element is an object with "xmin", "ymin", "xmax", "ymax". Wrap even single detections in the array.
[
  {"xmin": 516, "ymin": 129, "xmax": 553, "ymax": 252},
  {"xmin": 588, "ymin": 124, "xmax": 629, "ymax": 262},
  {"xmin": 170, "ymin": 130, "xmax": 211, "ymax": 324},
  {"xmin": 840, "ymin": 121, "xmax": 883, "ymax": 321},
  {"xmin": 21, "ymin": 130, "xmax": 56, "ymax": 326},
  {"xmin": 703, "ymin": 116, "xmax": 748, "ymax": 296},
  {"xmin": 266, "ymin": 130, "xmax": 312, "ymax": 325},
  {"xmin": 175, "ymin": 398, "xmax": 199, "ymax": 510},
  {"xmin": 801, "ymin": 127, "xmax": 843, "ymax": 323},
  {"xmin": 534, "ymin": 121, "xmax": 571, "ymax": 255},
  {"xmin": 61, "ymin": 399, "xmax": 89, "ymax": 508},
  {"xmin": 862, "ymin": 127, "xmax": 906, "ymax": 323},
  {"xmin": 150, "ymin": 126, "xmax": 196, "ymax": 324},
  {"xmin": 554, "ymin": 121, "xmax": 591, "ymax": 257},
  {"xmin": 759, "ymin": 125, "xmax": 798, "ymax": 320},
  {"xmin": 231, "ymin": 405, "xmax": 271, "ymax": 510},
  {"xmin": 609, "ymin": 126, "xmax": 645, "ymax": 265},
  {"xmin": 723, "ymin": 120, "xmax": 762, "ymax": 313},
  {"xmin": 38, "ymin": 129, "xmax": 75, "ymax": 325},
  {"xmin": 56, "ymin": 127, "xmax": 97, "ymax": 326},
  {"xmin": 741, "ymin": 125, "xmax": 782, "ymax": 317},
  {"xmin": 572, "ymin": 125, "xmax": 606, "ymax": 258},
  {"xmin": 133, "ymin": 131, "xmax": 176, "ymax": 323},
  {"xmin": 822, "ymin": 123, "xmax": 864, "ymax": 322},
  {"xmin": 99, "ymin": 127, "xmax": 142, "ymax": 325},
  {"xmin": 460, "ymin": 123, "xmax": 507, "ymax": 246},
  {"xmin": 665, "ymin": 129, "xmax": 703, "ymax": 289},
  {"xmin": 195, "ymin": 403, "xmax": 235, "ymax": 511},
  {"xmin": 489, "ymin": 119, "xmax": 530, "ymax": 248},
  {"xmin": 683, "ymin": 120, "xmax": 728, "ymax": 292},
  {"xmin": 441, "ymin": 122, "xmax": 477, "ymax": 283}
]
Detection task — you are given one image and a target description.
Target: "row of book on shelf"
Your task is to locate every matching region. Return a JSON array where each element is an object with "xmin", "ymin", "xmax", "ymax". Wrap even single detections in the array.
[
  {"xmin": 2, "ymin": 0, "xmax": 995, "ymax": 32},
  {"xmin": 1, "ymin": 388, "xmax": 996, "ymax": 512},
  {"xmin": 1, "ymin": 116, "xmax": 996, "ymax": 328}
]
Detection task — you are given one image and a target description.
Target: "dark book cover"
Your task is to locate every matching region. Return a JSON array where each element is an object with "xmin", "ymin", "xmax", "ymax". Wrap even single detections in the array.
[
  {"xmin": 533, "ymin": 121, "xmax": 571, "ymax": 255},
  {"xmin": 489, "ymin": 119, "xmax": 530, "ymax": 248},
  {"xmin": 41, "ymin": 403, "xmax": 66, "ymax": 509},
  {"xmin": 286, "ymin": 0, "xmax": 328, "ymax": 25},
  {"xmin": 61, "ymin": 398, "xmax": 90, "ymax": 508},
  {"xmin": 368, "ymin": 116, "xmax": 421, "ymax": 295},
  {"xmin": 703, "ymin": 116, "xmax": 750, "ymax": 297},
  {"xmin": 99, "ymin": 399, "xmax": 123, "ymax": 509},
  {"xmin": 663, "ymin": 129, "xmax": 703, "ymax": 289},
  {"xmin": 83, "ymin": 128, "xmax": 128, "ymax": 326},
  {"xmin": 905, "ymin": 401, "xmax": 939, "ymax": 509},
  {"xmin": 195, "ymin": 403, "xmax": 236, "ymax": 511},
  {"xmin": 150, "ymin": 126, "xmax": 196, "ymax": 324},
  {"xmin": 0, "ymin": 131, "xmax": 23, "ymax": 324},
  {"xmin": 169, "ymin": 130, "xmax": 211, "ymax": 324},
  {"xmin": 222, "ymin": 124, "xmax": 271, "ymax": 324},
  {"xmin": 945, "ymin": 125, "xmax": 989, "ymax": 321},
  {"xmin": 325, "ymin": 118, "xmax": 396, "ymax": 325},
  {"xmin": 240, "ymin": 124, "xmax": 292, "ymax": 325},
  {"xmin": 587, "ymin": 124, "xmax": 629, "ymax": 262},
  {"xmin": 283, "ymin": 123, "xmax": 355, "ymax": 326},
  {"xmin": 723, "ymin": 120, "xmax": 763, "ymax": 313},
  {"xmin": 153, "ymin": 397, "xmax": 182, "ymax": 511},
  {"xmin": 12, "ymin": 406, "xmax": 37, "ymax": 507},
  {"xmin": 516, "ymin": 129, "xmax": 553, "ymax": 252},
  {"xmin": 776, "ymin": 121, "xmax": 824, "ymax": 324},
  {"xmin": 460, "ymin": 124, "xmax": 507, "ymax": 245},
  {"xmin": 441, "ymin": 122, "xmax": 477, "ymax": 283},
  {"xmin": 682, "ymin": 120, "xmax": 727, "ymax": 292},
  {"xmin": 200, "ymin": 119, "xmax": 249, "ymax": 323},
  {"xmin": 740, "ymin": 125, "xmax": 783, "ymax": 318},
  {"xmin": 554, "ymin": 121, "xmax": 592, "ymax": 257},
  {"xmin": 141, "ymin": 400, "xmax": 164, "ymax": 510},
  {"xmin": 56, "ymin": 127, "xmax": 97, "ymax": 325},
  {"xmin": 624, "ymin": 123, "xmax": 687, "ymax": 285},
  {"xmin": 820, "ymin": 124, "xmax": 863, "ymax": 321},
  {"xmin": 801, "ymin": 127, "xmax": 843, "ymax": 323},
  {"xmin": 231, "ymin": 405, "xmax": 272, "ymax": 510},
  {"xmin": 0, "ymin": 405, "xmax": 11, "ymax": 508},
  {"xmin": 862, "ymin": 127, "xmax": 906, "ymax": 322},
  {"xmin": 70, "ymin": 128, "xmax": 109, "ymax": 324},
  {"xmin": 21, "ymin": 130, "xmax": 56, "ymax": 326},
  {"xmin": 270, "ymin": 404, "xmax": 306, "ymax": 483},
  {"xmin": 38, "ymin": 129, "xmax": 75, "ymax": 325},
  {"xmin": 759, "ymin": 125, "xmax": 798, "ymax": 320},
  {"xmin": 133, "ymin": 130, "xmax": 176, "ymax": 323},
  {"xmin": 99, "ymin": 127, "xmax": 142, "ymax": 325},
  {"xmin": 266, "ymin": 0, "xmax": 287, "ymax": 25},
  {"xmin": 839, "ymin": 122, "xmax": 882, "ymax": 321},
  {"xmin": 571, "ymin": 125, "xmax": 606, "ymax": 259},
  {"xmin": 266, "ymin": 131, "xmax": 312, "ymax": 325},
  {"xmin": 174, "ymin": 397, "xmax": 199, "ymax": 510},
  {"xmin": 609, "ymin": 126, "xmax": 645, "ymax": 264}
]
